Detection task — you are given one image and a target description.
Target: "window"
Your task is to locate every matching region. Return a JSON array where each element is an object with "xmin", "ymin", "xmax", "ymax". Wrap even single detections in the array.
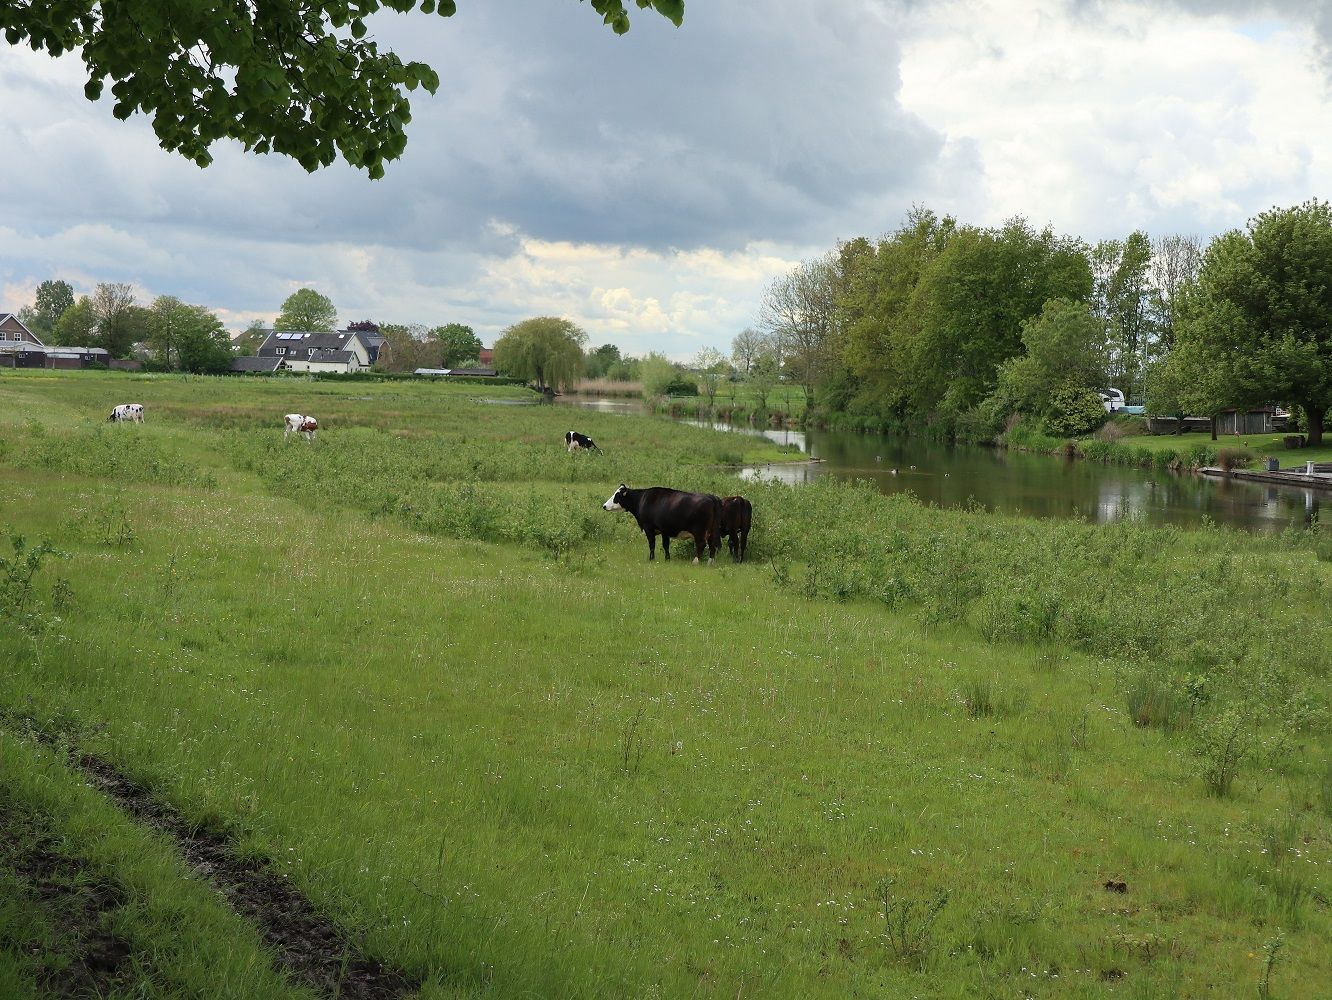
[{"xmin": 276, "ymin": 347, "xmax": 286, "ymax": 355}]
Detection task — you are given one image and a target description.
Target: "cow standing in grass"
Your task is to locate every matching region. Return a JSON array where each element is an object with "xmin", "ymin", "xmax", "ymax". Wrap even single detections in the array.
[
  {"xmin": 108, "ymin": 403, "xmax": 144, "ymax": 423},
  {"xmin": 720, "ymin": 495, "xmax": 752, "ymax": 562},
  {"xmin": 602, "ymin": 483, "xmax": 721, "ymax": 564},
  {"xmin": 284, "ymin": 413, "xmax": 318, "ymax": 441},
  {"xmin": 566, "ymin": 430, "xmax": 601, "ymax": 453}
]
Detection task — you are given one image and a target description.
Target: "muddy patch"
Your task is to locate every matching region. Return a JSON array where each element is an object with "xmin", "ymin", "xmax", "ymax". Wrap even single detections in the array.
[
  {"xmin": 75, "ymin": 754, "xmax": 417, "ymax": 999},
  {"xmin": 0, "ymin": 801, "xmax": 136, "ymax": 997}
]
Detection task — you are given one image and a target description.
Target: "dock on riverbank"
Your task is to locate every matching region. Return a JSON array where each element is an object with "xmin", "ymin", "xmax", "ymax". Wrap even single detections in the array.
[{"xmin": 1200, "ymin": 465, "xmax": 1332, "ymax": 490}]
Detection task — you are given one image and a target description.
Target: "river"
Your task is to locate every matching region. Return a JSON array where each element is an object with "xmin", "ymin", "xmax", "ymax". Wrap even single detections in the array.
[{"xmin": 552, "ymin": 396, "xmax": 1324, "ymax": 532}]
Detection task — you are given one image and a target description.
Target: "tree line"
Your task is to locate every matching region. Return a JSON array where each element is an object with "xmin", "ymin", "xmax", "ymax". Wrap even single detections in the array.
[{"xmin": 750, "ymin": 200, "xmax": 1332, "ymax": 446}]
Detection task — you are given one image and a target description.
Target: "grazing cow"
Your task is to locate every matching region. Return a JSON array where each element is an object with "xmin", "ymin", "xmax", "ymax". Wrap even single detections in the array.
[
  {"xmin": 108, "ymin": 403, "xmax": 144, "ymax": 423},
  {"xmin": 566, "ymin": 430, "xmax": 601, "ymax": 453},
  {"xmin": 603, "ymin": 483, "xmax": 721, "ymax": 564},
  {"xmin": 284, "ymin": 413, "xmax": 318, "ymax": 441},
  {"xmin": 720, "ymin": 495, "xmax": 753, "ymax": 563}
]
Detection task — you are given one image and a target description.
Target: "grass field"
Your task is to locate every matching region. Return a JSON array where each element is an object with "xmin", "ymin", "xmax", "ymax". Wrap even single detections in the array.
[{"xmin": 1, "ymin": 370, "xmax": 1330, "ymax": 998}]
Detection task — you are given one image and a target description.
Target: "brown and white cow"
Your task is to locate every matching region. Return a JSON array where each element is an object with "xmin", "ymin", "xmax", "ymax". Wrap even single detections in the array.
[
  {"xmin": 108, "ymin": 403, "xmax": 144, "ymax": 423},
  {"xmin": 602, "ymin": 483, "xmax": 721, "ymax": 564},
  {"xmin": 284, "ymin": 413, "xmax": 318, "ymax": 441}
]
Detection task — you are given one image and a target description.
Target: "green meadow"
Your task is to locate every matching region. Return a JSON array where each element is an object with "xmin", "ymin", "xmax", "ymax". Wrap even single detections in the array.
[{"xmin": 1, "ymin": 370, "xmax": 1330, "ymax": 998}]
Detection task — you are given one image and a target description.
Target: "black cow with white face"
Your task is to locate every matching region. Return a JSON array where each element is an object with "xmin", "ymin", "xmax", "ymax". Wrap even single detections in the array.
[
  {"xmin": 566, "ymin": 430, "xmax": 601, "ymax": 453},
  {"xmin": 720, "ymin": 495, "xmax": 753, "ymax": 562},
  {"xmin": 602, "ymin": 483, "xmax": 722, "ymax": 564}
]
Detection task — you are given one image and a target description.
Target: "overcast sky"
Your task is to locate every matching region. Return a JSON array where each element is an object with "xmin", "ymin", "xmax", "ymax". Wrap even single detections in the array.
[{"xmin": 3, "ymin": 0, "xmax": 1332, "ymax": 358}]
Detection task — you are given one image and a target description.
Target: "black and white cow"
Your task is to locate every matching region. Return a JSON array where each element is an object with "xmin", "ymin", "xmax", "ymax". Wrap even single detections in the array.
[
  {"xmin": 720, "ymin": 495, "xmax": 753, "ymax": 563},
  {"xmin": 284, "ymin": 413, "xmax": 318, "ymax": 441},
  {"xmin": 566, "ymin": 430, "xmax": 601, "ymax": 453},
  {"xmin": 108, "ymin": 403, "xmax": 144, "ymax": 423},
  {"xmin": 602, "ymin": 483, "xmax": 721, "ymax": 564}
]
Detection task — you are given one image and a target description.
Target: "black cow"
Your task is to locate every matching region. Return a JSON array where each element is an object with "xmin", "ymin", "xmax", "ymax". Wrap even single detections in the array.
[
  {"xmin": 720, "ymin": 495, "xmax": 752, "ymax": 562},
  {"xmin": 602, "ymin": 483, "xmax": 721, "ymax": 563},
  {"xmin": 566, "ymin": 430, "xmax": 601, "ymax": 453}
]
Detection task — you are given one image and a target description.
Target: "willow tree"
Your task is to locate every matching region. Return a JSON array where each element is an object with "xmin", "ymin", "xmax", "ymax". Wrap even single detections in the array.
[{"xmin": 493, "ymin": 317, "xmax": 587, "ymax": 393}]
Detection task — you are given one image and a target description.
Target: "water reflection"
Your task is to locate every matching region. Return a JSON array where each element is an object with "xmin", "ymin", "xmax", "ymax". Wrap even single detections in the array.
[{"xmin": 554, "ymin": 396, "xmax": 1322, "ymax": 532}]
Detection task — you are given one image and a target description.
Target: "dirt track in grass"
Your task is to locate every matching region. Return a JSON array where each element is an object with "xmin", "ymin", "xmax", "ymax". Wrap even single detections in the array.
[{"xmin": 74, "ymin": 751, "xmax": 420, "ymax": 1000}]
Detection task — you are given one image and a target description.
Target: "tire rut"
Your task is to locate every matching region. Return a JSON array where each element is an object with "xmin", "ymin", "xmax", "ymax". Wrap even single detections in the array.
[{"xmin": 72, "ymin": 751, "xmax": 419, "ymax": 1000}]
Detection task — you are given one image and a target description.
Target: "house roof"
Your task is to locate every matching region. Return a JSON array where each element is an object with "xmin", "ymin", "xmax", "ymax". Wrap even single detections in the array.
[
  {"xmin": 258, "ymin": 330, "xmax": 370, "ymax": 357},
  {"xmin": 307, "ymin": 350, "xmax": 354, "ymax": 364},
  {"xmin": 0, "ymin": 312, "xmax": 45, "ymax": 347},
  {"xmin": 230, "ymin": 356, "xmax": 283, "ymax": 372}
]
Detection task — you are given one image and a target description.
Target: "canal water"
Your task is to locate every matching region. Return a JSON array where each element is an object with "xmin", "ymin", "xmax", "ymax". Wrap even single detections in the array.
[{"xmin": 552, "ymin": 397, "xmax": 1324, "ymax": 532}]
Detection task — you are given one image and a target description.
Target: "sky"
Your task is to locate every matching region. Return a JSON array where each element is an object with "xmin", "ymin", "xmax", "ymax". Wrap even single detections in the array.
[{"xmin": 3, "ymin": 0, "xmax": 1332, "ymax": 359}]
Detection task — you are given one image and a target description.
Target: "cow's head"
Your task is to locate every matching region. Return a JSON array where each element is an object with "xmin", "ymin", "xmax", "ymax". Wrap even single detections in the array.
[{"xmin": 603, "ymin": 484, "xmax": 630, "ymax": 511}]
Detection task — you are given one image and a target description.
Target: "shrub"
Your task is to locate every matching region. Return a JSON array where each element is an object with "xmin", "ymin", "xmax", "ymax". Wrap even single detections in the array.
[
  {"xmin": 1194, "ymin": 708, "xmax": 1253, "ymax": 796},
  {"xmin": 1093, "ymin": 421, "xmax": 1126, "ymax": 442},
  {"xmin": 1216, "ymin": 446, "xmax": 1255, "ymax": 471},
  {"xmin": 1042, "ymin": 384, "xmax": 1107, "ymax": 438}
]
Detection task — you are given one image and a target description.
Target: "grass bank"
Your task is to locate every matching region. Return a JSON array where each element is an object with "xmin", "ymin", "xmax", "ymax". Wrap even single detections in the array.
[{"xmin": 1, "ymin": 369, "xmax": 1329, "ymax": 998}]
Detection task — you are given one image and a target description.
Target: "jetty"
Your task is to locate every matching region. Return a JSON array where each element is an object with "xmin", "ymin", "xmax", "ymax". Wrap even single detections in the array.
[{"xmin": 1200, "ymin": 461, "xmax": 1332, "ymax": 490}]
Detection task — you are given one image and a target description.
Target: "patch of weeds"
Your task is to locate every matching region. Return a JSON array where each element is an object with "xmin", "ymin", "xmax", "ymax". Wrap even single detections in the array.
[
  {"xmin": 960, "ymin": 677, "xmax": 994, "ymax": 719},
  {"xmin": 0, "ymin": 532, "xmax": 69, "ymax": 642},
  {"xmin": 75, "ymin": 497, "xmax": 138, "ymax": 547},
  {"xmin": 1124, "ymin": 670, "xmax": 1195, "ymax": 733},
  {"xmin": 1319, "ymin": 758, "xmax": 1332, "ymax": 819},
  {"xmin": 877, "ymin": 880, "xmax": 949, "ymax": 970},
  {"xmin": 1261, "ymin": 811, "xmax": 1300, "ymax": 868},
  {"xmin": 1194, "ymin": 708, "xmax": 1254, "ymax": 797},
  {"xmin": 1030, "ymin": 648, "xmax": 1062, "ymax": 674}
]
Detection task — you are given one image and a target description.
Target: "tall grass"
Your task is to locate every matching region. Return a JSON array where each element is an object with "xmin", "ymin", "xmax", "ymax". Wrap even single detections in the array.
[{"xmin": 1, "ymin": 370, "xmax": 1330, "ymax": 998}]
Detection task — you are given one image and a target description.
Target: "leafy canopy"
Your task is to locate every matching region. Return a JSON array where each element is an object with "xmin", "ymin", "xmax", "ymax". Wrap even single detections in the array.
[
  {"xmin": 275, "ymin": 288, "xmax": 337, "ymax": 332},
  {"xmin": 492, "ymin": 316, "xmax": 587, "ymax": 392},
  {"xmin": 1, "ymin": 2, "xmax": 684, "ymax": 178}
]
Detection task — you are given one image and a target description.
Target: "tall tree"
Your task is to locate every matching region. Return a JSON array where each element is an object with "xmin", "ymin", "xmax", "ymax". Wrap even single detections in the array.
[
  {"xmin": 1149, "ymin": 234, "xmax": 1203, "ymax": 353},
  {"xmin": 990, "ymin": 298, "xmax": 1109, "ymax": 421},
  {"xmin": 692, "ymin": 347, "xmax": 728, "ymax": 410},
  {"xmin": 492, "ymin": 316, "xmax": 587, "ymax": 393},
  {"xmin": 18, "ymin": 279, "xmax": 76, "ymax": 338},
  {"xmin": 148, "ymin": 295, "xmax": 193, "ymax": 369},
  {"xmin": 1185, "ymin": 200, "xmax": 1332, "ymax": 445},
  {"xmin": 1090, "ymin": 232, "xmax": 1153, "ymax": 400},
  {"xmin": 90, "ymin": 282, "xmax": 138, "ymax": 357},
  {"xmin": 902, "ymin": 218, "xmax": 1093, "ymax": 417},
  {"xmin": 0, "ymin": 2, "xmax": 683, "ymax": 177},
  {"xmin": 275, "ymin": 289, "xmax": 337, "ymax": 332},
  {"xmin": 174, "ymin": 305, "xmax": 235, "ymax": 373},
  {"xmin": 759, "ymin": 252, "xmax": 841, "ymax": 402},
  {"xmin": 50, "ymin": 296, "xmax": 97, "ymax": 346},
  {"xmin": 730, "ymin": 328, "xmax": 764, "ymax": 375},
  {"xmin": 429, "ymin": 323, "xmax": 482, "ymax": 367}
]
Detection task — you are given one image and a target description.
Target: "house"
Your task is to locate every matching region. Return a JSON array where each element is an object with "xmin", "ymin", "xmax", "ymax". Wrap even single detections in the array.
[
  {"xmin": 254, "ymin": 329, "xmax": 376, "ymax": 373},
  {"xmin": 0, "ymin": 313, "xmax": 112, "ymax": 369}
]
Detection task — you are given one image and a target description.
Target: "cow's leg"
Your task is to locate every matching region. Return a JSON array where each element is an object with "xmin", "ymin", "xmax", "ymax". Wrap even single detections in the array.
[
  {"xmin": 661, "ymin": 535, "xmax": 671, "ymax": 560},
  {"xmin": 739, "ymin": 529, "xmax": 748, "ymax": 562},
  {"xmin": 646, "ymin": 532, "xmax": 657, "ymax": 561}
]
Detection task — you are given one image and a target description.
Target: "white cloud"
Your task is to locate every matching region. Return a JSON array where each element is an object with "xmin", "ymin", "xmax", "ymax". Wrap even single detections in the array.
[{"xmin": 898, "ymin": 0, "xmax": 1332, "ymax": 238}]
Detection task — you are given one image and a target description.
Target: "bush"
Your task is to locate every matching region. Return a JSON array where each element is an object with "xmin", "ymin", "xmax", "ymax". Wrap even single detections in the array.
[
  {"xmin": 1124, "ymin": 672, "xmax": 1195, "ymax": 733},
  {"xmin": 1042, "ymin": 384, "xmax": 1108, "ymax": 438},
  {"xmin": 1093, "ymin": 421, "xmax": 1126, "ymax": 442},
  {"xmin": 1216, "ymin": 446, "xmax": 1255, "ymax": 471}
]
